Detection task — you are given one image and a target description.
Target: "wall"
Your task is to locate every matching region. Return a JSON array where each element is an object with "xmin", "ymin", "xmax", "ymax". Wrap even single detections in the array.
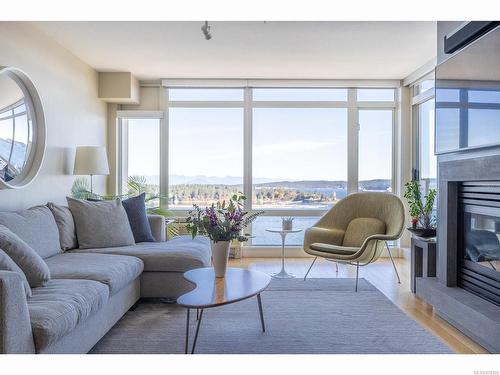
[{"xmin": 0, "ymin": 22, "xmax": 107, "ymax": 211}]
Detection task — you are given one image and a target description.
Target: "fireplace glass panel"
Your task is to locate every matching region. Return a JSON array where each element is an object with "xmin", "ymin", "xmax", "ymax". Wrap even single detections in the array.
[{"xmin": 464, "ymin": 211, "xmax": 500, "ymax": 272}]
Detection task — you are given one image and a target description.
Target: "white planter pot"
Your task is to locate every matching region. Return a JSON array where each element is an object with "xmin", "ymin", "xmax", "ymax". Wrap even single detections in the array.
[{"xmin": 211, "ymin": 240, "xmax": 230, "ymax": 278}]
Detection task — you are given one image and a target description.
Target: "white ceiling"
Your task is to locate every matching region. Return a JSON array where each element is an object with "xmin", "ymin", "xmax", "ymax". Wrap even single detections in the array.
[{"xmin": 34, "ymin": 21, "xmax": 437, "ymax": 81}]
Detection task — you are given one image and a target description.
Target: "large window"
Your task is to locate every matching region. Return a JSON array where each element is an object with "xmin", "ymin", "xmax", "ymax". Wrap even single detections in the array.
[
  {"xmin": 119, "ymin": 86, "xmax": 397, "ymax": 247},
  {"xmin": 358, "ymin": 110, "xmax": 393, "ymax": 192},
  {"xmin": 252, "ymin": 108, "xmax": 348, "ymax": 210},
  {"xmin": 121, "ymin": 118, "xmax": 160, "ymax": 208},
  {"xmin": 412, "ymin": 74, "xmax": 437, "ymax": 196},
  {"xmin": 168, "ymin": 107, "xmax": 244, "ymax": 209},
  {"xmin": 418, "ymin": 99, "xmax": 436, "ymax": 191}
]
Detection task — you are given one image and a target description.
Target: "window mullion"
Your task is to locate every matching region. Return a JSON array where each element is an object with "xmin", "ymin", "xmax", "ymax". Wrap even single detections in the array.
[
  {"xmin": 243, "ymin": 87, "xmax": 253, "ymax": 211},
  {"xmin": 347, "ymin": 88, "xmax": 359, "ymax": 194},
  {"xmin": 118, "ymin": 119, "xmax": 129, "ymax": 196},
  {"xmin": 160, "ymin": 88, "xmax": 169, "ymax": 210}
]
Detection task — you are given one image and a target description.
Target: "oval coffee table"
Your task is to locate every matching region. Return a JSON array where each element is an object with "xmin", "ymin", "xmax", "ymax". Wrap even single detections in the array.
[{"xmin": 177, "ymin": 267, "xmax": 271, "ymax": 354}]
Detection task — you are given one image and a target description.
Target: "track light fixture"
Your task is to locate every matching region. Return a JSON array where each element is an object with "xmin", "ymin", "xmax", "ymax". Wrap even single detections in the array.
[{"xmin": 201, "ymin": 21, "xmax": 212, "ymax": 40}]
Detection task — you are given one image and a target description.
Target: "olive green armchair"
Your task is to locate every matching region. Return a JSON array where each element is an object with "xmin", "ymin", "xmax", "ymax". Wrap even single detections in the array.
[{"xmin": 303, "ymin": 192, "xmax": 405, "ymax": 291}]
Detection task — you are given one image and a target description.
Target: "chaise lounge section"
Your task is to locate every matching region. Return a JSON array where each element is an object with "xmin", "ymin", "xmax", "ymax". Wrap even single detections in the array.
[{"xmin": 0, "ymin": 204, "xmax": 211, "ymax": 354}]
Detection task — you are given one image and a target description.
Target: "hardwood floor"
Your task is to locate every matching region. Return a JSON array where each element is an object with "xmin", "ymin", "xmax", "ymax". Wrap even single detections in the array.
[{"xmin": 228, "ymin": 256, "xmax": 489, "ymax": 354}]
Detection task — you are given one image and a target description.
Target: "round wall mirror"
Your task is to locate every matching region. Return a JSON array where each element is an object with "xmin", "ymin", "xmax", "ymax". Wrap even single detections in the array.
[{"xmin": 0, "ymin": 67, "xmax": 46, "ymax": 189}]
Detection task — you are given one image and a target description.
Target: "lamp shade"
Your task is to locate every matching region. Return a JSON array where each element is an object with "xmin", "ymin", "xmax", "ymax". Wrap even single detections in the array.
[{"xmin": 73, "ymin": 146, "xmax": 110, "ymax": 176}]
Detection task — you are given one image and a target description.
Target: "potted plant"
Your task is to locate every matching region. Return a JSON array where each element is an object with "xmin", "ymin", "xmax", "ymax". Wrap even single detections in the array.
[
  {"xmin": 281, "ymin": 217, "xmax": 294, "ymax": 231},
  {"xmin": 403, "ymin": 180, "xmax": 437, "ymax": 238},
  {"xmin": 186, "ymin": 193, "xmax": 263, "ymax": 277}
]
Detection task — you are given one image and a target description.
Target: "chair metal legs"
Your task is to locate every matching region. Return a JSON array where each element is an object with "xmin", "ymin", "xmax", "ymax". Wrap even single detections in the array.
[
  {"xmin": 305, "ymin": 243, "xmax": 400, "ymax": 291},
  {"xmin": 385, "ymin": 242, "xmax": 401, "ymax": 284},
  {"xmin": 303, "ymin": 256, "xmax": 317, "ymax": 280},
  {"xmin": 354, "ymin": 262, "xmax": 360, "ymax": 292}
]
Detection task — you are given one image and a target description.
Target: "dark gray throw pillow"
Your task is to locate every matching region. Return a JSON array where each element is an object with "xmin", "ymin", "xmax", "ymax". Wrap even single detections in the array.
[
  {"xmin": 67, "ymin": 197, "xmax": 135, "ymax": 249},
  {"xmin": 122, "ymin": 193, "xmax": 155, "ymax": 243}
]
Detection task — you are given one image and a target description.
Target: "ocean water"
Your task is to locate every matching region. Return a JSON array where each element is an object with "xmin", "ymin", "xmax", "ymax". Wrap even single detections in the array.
[{"xmin": 251, "ymin": 216, "xmax": 320, "ymax": 246}]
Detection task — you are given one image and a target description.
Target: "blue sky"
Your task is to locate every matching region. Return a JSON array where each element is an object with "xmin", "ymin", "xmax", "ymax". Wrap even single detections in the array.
[{"xmin": 127, "ymin": 107, "xmax": 393, "ymax": 183}]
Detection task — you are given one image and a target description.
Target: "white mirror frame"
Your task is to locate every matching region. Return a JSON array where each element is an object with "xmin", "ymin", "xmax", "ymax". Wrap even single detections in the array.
[{"xmin": 0, "ymin": 67, "xmax": 46, "ymax": 189}]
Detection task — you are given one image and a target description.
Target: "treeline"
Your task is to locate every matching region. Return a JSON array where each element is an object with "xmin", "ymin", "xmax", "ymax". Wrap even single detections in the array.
[
  {"xmin": 140, "ymin": 179, "xmax": 391, "ymax": 206},
  {"xmin": 168, "ymin": 184, "xmax": 339, "ymax": 205}
]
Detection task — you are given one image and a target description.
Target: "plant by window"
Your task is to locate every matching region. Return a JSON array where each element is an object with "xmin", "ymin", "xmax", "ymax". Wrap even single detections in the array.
[
  {"xmin": 186, "ymin": 193, "xmax": 263, "ymax": 243},
  {"xmin": 403, "ymin": 180, "xmax": 437, "ymax": 229}
]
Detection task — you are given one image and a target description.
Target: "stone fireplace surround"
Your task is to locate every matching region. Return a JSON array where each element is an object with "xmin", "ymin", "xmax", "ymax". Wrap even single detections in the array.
[{"xmin": 416, "ymin": 146, "xmax": 500, "ymax": 353}]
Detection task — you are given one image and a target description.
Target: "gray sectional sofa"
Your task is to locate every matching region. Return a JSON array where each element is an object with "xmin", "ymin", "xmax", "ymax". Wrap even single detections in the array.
[{"xmin": 0, "ymin": 204, "xmax": 211, "ymax": 354}]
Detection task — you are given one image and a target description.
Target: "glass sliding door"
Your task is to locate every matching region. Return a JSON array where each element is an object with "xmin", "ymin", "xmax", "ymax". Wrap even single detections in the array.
[{"xmin": 358, "ymin": 109, "xmax": 393, "ymax": 192}]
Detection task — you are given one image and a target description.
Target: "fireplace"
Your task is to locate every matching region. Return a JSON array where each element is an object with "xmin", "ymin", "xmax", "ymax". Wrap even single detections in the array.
[
  {"xmin": 459, "ymin": 182, "xmax": 500, "ymax": 306},
  {"xmin": 416, "ymin": 155, "xmax": 500, "ymax": 353}
]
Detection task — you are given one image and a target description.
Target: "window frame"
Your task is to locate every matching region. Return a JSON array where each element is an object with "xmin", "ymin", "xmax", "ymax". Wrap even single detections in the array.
[
  {"xmin": 411, "ymin": 72, "xmax": 436, "ymax": 195},
  {"xmin": 116, "ymin": 111, "xmax": 164, "ymax": 201},
  {"xmin": 118, "ymin": 85, "xmax": 398, "ymax": 247}
]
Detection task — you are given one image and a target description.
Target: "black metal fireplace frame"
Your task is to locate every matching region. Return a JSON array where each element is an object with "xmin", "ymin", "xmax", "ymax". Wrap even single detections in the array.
[{"xmin": 458, "ymin": 182, "xmax": 500, "ymax": 306}]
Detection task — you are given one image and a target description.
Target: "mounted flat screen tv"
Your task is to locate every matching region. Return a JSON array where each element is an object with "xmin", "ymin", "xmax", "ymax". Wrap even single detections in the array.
[{"xmin": 435, "ymin": 24, "xmax": 500, "ymax": 154}]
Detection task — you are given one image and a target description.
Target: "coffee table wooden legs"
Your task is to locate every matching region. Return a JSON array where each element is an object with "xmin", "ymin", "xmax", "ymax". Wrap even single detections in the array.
[{"xmin": 184, "ymin": 294, "xmax": 266, "ymax": 354}]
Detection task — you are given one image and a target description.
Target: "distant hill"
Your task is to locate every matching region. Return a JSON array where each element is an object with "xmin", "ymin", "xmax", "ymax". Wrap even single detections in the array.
[
  {"xmin": 137, "ymin": 175, "xmax": 390, "ymax": 191},
  {"xmin": 255, "ymin": 179, "xmax": 390, "ymax": 191},
  {"xmin": 254, "ymin": 180, "xmax": 346, "ymax": 189}
]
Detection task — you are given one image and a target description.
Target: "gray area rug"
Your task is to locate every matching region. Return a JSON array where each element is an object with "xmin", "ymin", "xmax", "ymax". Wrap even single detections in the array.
[{"xmin": 90, "ymin": 278, "xmax": 452, "ymax": 354}]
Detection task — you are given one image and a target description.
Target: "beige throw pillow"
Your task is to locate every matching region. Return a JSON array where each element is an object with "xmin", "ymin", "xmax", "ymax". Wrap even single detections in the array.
[{"xmin": 342, "ymin": 217, "xmax": 386, "ymax": 247}]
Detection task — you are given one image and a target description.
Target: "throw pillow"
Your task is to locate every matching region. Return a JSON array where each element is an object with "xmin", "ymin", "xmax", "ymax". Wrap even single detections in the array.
[
  {"xmin": 0, "ymin": 249, "xmax": 32, "ymax": 298},
  {"xmin": 47, "ymin": 202, "xmax": 78, "ymax": 250},
  {"xmin": 67, "ymin": 197, "xmax": 135, "ymax": 249},
  {"xmin": 0, "ymin": 225, "xmax": 51, "ymax": 288},
  {"xmin": 122, "ymin": 193, "xmax": 155, "ymax": 243},
  {"xmin": 342, "ymin": 217, "xmax": 386, "ymax": 247},
  {"xmin": 0, "ymin": 205, "xmax": 62, "ymax": 259}
]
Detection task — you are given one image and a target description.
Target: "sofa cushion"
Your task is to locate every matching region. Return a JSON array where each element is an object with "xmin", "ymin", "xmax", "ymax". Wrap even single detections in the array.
[
  {"xmin": 67, "ymin": 197, "xmax": 135, "ymax": 249},
  {"xmin": 47, "ymin": 202, "xmax": 78, "ymax": 251},
  {"xmin": 71, "ymin": 235, "xmax": 211, "ymax": 272},
  {"xmin": 342, "ymin": 217, "xmax": 386, "ymax": 247},
  {"xmin": 0, "ymin": 249, "xmax": 32, "ymax": 297},
  {"xmin": 45, "ymin": 253, "xmax": 143, "ymax": 295},
  {"xmin": 28, "ymin": 279, "xmax": 109, "ymax": 351},
  {"xmin": 122, "ymin": 193, "xmax": 155, "ymax": 243},
  {"xmin": 0, "ymin": 206, "xmax": 61, "ymax": 258},
  {"xmin": 0, "ymin": 225, "xmax": 51, "ymax": 288}
]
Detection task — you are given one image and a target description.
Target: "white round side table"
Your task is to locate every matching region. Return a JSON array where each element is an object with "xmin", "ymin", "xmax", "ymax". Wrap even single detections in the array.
[{"xmin": 265, "ymin": 228, "xmax": 302, "ymax": 278}]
